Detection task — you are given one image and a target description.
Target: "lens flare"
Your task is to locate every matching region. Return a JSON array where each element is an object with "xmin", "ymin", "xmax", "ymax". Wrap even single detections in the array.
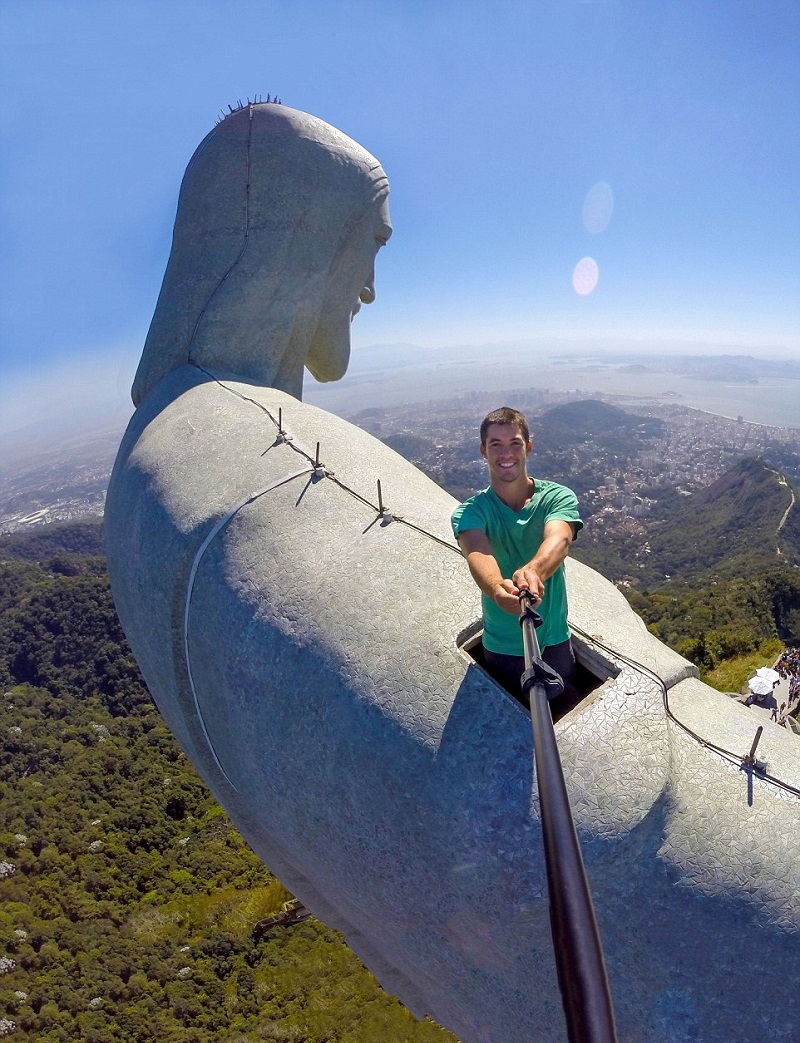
[
  {"xmin": 582, "ymin": 181, "xmax": 614, "ymax": 234},
  {"xmin": 573, "ymin": 256, "xmax": 599, "ymax": 296}
]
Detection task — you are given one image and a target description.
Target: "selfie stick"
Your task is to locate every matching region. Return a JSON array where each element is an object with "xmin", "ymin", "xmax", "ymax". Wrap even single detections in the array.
[{"xmin": 519, "ymin": 589, "xmax": 618, "ymax": 1043}]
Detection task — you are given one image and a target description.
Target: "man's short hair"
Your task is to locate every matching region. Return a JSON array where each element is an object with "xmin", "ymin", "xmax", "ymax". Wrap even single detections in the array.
[{"xmin": 480, "ymin": 406, "xmax": 530, "ymax": 446}]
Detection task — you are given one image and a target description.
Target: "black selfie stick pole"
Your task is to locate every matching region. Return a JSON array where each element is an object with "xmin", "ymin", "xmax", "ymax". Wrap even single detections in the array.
[{"xmin": 519, "ymin": 590, "xmax": 618, "ymax": 1043}]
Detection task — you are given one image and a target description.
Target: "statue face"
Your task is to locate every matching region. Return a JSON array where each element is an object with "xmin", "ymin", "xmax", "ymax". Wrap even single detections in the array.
[
  {"xmin": 306, "ymin": 194, "xmax": 392, "ymax": 383},
  {"xmin": 351, "ymin": 196, "xmax": 393, "ymax": 317}
]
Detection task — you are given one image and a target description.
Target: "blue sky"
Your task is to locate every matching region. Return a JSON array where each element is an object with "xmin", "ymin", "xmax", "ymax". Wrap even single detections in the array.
[{"xmin": 1, "ymin": 0, "xmax": 798, "ymax": 436}]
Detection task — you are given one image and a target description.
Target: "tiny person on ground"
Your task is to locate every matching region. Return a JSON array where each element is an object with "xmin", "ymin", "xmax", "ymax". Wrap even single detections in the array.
[{"xmin": 451, "ymin": 406, "xmax": 583, "ymax": 702}]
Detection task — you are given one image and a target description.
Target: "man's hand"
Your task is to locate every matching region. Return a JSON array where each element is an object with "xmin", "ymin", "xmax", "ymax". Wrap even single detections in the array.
[
  {"xmin": 493, "ymin": 578, "xmax": 525, "ymax": 615},
  {"xmin": 512, "ymin": 565, "xmax": 545, "ymax": 600}
]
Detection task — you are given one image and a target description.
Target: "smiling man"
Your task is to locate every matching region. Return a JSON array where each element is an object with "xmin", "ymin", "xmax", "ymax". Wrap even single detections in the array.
[{"xmin": 451, "ymin": 406, "xmax": 583, "ymax": 700}]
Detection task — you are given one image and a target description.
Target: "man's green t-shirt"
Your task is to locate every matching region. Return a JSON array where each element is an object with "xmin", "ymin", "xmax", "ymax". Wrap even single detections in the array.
[{"xmin": 451, "ymin": 480, "xmax": 582, "ymax": 655}]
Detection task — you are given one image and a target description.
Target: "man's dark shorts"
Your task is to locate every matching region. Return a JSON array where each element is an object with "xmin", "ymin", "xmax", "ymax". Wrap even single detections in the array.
[{"xmin": 483, "ymin": 639, "xmax": 578, "ymax": 706}]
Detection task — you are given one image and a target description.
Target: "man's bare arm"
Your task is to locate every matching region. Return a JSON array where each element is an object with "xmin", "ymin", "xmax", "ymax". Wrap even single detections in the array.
[
  {"xmin": 512, "ymin": 520, "xmax": 575, "ymax": 599},
  {"xmin": 456, "ymin": 529, "xmax": 521, "ymax": 616}
]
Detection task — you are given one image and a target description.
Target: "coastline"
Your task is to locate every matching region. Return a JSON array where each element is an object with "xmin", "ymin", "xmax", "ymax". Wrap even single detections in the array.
[{"xmin": 308, "ymin": 354, "xmax": 800, "ymax": 431}]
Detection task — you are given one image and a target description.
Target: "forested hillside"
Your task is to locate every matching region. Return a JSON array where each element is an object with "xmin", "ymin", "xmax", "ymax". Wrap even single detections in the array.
[
  {"xmin": 0, "ymin": 521, "xmax": 456, "ymax": 1043},
  {"xmin": 646, "ymin": 457, "xmax": 800, "ymax": 580},
  {"xmin": 572, "ymin": 458, "xmax": 800, "ymax": 677}
]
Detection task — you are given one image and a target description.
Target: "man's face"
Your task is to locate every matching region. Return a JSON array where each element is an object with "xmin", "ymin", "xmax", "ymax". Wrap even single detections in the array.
[{"xmin": 480, "ymin": 423, "xmax": 531, "ymax": 485}]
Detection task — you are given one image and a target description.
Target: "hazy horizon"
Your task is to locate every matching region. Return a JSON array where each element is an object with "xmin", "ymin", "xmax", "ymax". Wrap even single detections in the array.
[{"xmin": 3, "ymin": 339, "xmax": 799, "ymax": 467}]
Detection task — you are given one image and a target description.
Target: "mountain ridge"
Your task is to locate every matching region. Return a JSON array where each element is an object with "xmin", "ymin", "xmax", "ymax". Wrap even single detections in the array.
[{"xmin": 646, "ymin": 456, "xmax": 800, "ymax": 581}]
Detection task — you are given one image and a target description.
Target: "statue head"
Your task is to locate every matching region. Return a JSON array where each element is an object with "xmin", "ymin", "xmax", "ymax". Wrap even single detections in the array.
[{"xmin": 132, "ymin": 104, "xmax": 391, "ymax": 405}]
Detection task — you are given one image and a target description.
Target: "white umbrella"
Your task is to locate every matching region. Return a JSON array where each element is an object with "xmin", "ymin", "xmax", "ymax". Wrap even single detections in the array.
[
  {"xmin": 755, "ymin": 667, "xmax": 780, "ymax": 684},
  {"xmin": 748, "ymin": 677, "xmax": 774, "ymax": 696}
]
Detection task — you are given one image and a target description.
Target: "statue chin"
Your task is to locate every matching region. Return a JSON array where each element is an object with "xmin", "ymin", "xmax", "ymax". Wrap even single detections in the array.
[{"xmin": 306, "ymin": 321, "xmax": 351, "ymax": 383}]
